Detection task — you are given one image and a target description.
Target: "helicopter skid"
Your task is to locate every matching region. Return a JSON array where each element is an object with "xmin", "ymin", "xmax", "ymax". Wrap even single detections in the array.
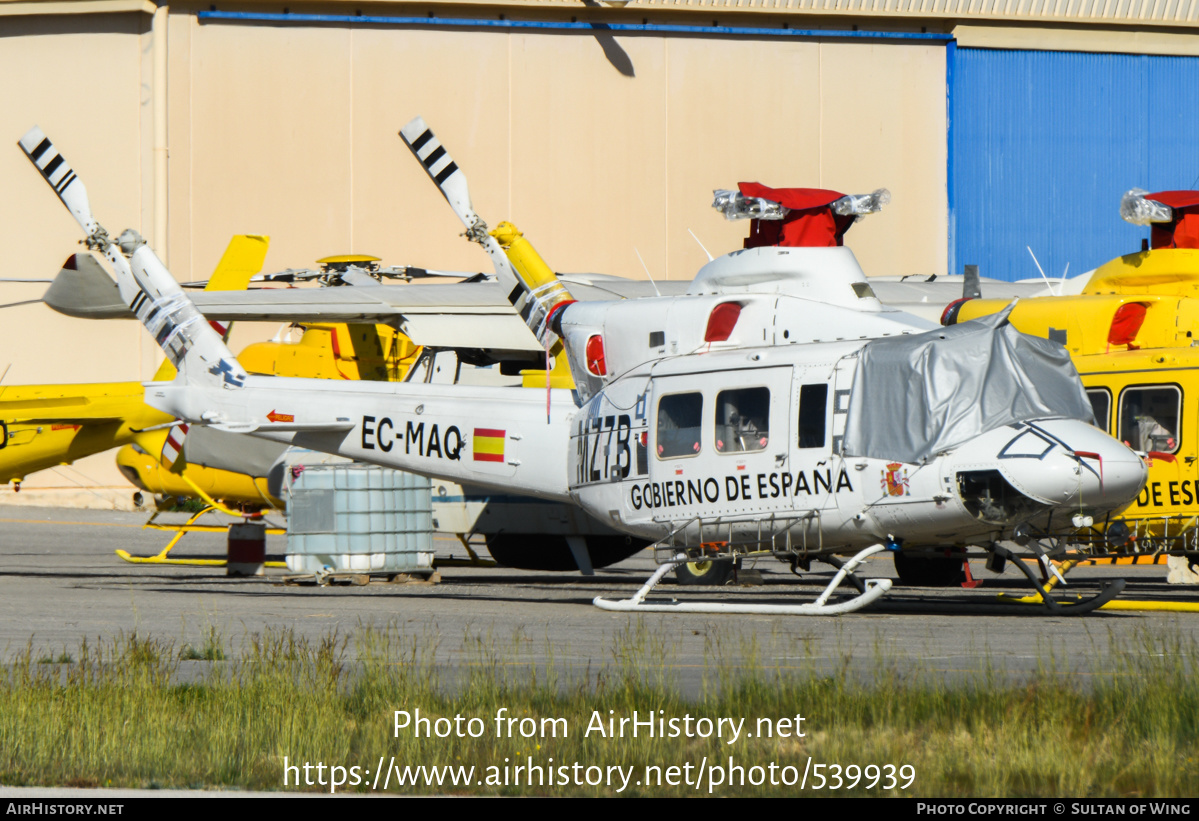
[{"xmin": 593, "ymin": 544, "xmax": 893, "ymax": 616}]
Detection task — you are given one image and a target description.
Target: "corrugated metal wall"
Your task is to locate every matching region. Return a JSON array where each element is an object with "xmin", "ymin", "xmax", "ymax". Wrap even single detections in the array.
[{"xmin": 949, "ymin": 46, "xmax": 1199, "ymax": 282}]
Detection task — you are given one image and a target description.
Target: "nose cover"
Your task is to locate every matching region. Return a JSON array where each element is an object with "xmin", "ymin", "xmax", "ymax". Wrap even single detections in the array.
[{"xmin": 958, "ymin": 420, "xmax": 1145, "ymax": 516}]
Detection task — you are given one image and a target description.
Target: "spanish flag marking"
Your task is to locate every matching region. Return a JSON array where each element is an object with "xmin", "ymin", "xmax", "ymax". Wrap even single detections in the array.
[{"xmin": 473, "ymin": 428, "xmax": 505, "ymax": 463}]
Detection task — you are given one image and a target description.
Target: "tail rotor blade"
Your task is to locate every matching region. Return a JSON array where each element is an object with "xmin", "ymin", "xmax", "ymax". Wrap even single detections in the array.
[
  {"xmin": 399, "ymin": 118, "xmax": 528, "ymax": 300},
  {"xmin": 18, "ymin": 126, "xmax": 103, "ymax": 240},
  {"xmin": 19, "ymin": 127, "xmax": 246, "ymax": 393},
  {"xmin": 399, "ymin": 117, "xmax": 577, "ymax": 349},
  {"xmin": 399, "ymin": 117, "xmax": 482, "ymax": 237}
]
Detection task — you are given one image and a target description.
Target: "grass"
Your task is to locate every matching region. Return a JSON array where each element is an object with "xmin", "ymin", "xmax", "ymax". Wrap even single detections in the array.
[
  {"xmin": 154, "ymin": 495, "xmax": 209, "ymax": 514},
  {"xmin": 179, "ymin": 627, "xmax": 227, "ymax": 662},
  {"xmin": 0, "ymin": 623, "xmax": 1195, "ymax": 796}
]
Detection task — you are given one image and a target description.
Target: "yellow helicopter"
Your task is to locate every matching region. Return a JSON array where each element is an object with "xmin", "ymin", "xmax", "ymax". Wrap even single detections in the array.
[{"xmin": 943, "ymin": 189, "xmax": 1199, "ymax": 575}]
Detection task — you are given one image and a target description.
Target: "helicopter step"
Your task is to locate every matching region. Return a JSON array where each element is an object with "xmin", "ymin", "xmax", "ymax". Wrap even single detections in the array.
[
  {"xmin": 650, "ymin": 512, "xmax": 827, "ymax": 563},
  {"xmin": 594, "ymin": 544, "xmax": 893, "ymax": 615},
  {"xmin": 650, "ymin": 511, "xmax": 827, "ymax": 586}
]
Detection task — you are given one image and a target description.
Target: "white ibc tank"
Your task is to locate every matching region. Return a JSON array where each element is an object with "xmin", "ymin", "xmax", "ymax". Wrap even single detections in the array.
[{"xmin": 285, "ymin": 462, "xmax": 434, "ymax": 575}]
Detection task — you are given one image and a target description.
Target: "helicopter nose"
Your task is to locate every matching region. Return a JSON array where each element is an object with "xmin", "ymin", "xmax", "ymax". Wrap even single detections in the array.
[
  {"xmin": 993, "ymin": 419, "xmax": 1146, "ymax": 514},
  {"xmin": 115, "ymin": 446, "xmax": 153, "ymax": 492}
]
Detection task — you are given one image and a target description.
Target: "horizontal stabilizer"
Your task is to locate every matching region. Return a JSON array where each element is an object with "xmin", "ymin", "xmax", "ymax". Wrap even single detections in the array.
[
  {"xmin": 43, "ymin": 252, "xmax": 123, "ymax": 318},
  {"xmin": 0, "ymin": 383, "xmax": 144, "ymax": 422},
  {"xmin": 2, "ymin": 416, "xmax": 124, "ymax": 426}
]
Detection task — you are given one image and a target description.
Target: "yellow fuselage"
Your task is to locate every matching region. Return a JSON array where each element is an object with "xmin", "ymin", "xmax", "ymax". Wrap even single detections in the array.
[
  {"xmin": 953, "ymin": 248, "xmax": 1199, "ymax": 545},
  {"xmin": 0, "ymin": 383, "xmax": 170, "ymax": 484}
]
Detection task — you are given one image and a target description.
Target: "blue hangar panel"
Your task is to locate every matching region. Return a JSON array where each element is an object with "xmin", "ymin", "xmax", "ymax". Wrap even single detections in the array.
[{"xmin": 948, "ymin": 45, "xmax": 1199, "ymax": 282}]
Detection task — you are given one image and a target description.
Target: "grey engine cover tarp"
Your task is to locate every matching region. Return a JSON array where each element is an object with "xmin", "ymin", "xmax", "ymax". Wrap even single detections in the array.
[{"xmin": 841, "ymin": 307, "xmax": 1094, "ymax": 464}]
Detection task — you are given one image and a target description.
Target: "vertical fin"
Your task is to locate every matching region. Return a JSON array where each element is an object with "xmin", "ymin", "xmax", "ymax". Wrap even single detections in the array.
[
  {"xmin": 159, "ymin": 422, "xmax": 189, "ymax": 471},
  {"xmin": 150, "ymin": 234, "xmax": 270, "ymax": 381},
  {"xmin": 962, "ymin": 264, "xmax": 982, "ymax": 300},
  {"xmin": 207, "ymin": 234, "xmax": 270, "ymax": 292}
]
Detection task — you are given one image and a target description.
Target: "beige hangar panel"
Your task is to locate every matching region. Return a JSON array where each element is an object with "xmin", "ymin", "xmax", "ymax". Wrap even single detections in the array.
[
  {"xmin": 178, "ymin": 19, "xmax": 947, "ymax": 283},
  {"xmin": 179, "ymin": 20, "xmax": 514, "ymax": 278},
  {"xmin": 0, "ymin": 11, "xmax": 149, "ymax": 383},
  {"xmin": 507, "ymin": 32, "xmax": 669, "ymax": 279},
  {"xmin": 348, "ymin": 27, "xmax": 512, "ymax": 274},
  {"xmin": 185, "ymin": 21, "xmax": 355, "ymax": 281},
  {"xmin": 817, "ymin": 41, "xmax": 947, "ymax": 278},
  {"xmin": 664, "ymin": 38, "xmax": 823, "ymax": 276},
  {"xmin": 0, "ymin": 10, "xmax": 155, "ymax": 503},
  {"xmin": 661, "ymin": 37, "xmax": 947, "ymax": 277}
]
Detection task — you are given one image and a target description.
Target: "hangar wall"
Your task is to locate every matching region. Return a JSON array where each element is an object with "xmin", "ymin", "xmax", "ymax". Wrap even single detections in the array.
[
  {"xmin": 0, "ymin": 9, "xmax": 157, "ymax": 504},
  {"xmin": 171, "ymin": 15, "xmax": 947, "ymax": 285},
  {"xmin": 949, "ymin": 46, "xmax": 1199, "ymax": 282},
  {"xmin": 0, "ymin": 11, "xmax": 151, "ymax": 386}
]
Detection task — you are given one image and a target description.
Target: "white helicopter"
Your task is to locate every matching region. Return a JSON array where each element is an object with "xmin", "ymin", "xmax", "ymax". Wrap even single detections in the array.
[{"xmin": 20, "ymin": 121, "xmax": 1148, "ymax": 615}]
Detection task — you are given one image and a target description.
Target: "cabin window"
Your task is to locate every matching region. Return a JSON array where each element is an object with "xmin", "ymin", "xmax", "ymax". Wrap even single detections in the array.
[
  {"xmin": 1118, "ymin": 385, "xmax": 1181, "ymax": 453},
  {"xmin": 715, "ymin": 388, "xmax": 770, "ymax": 453},
  {"xmin": 656, "ymin": 392, "xmax": 703, "ymax": 459},
  {"xmin": 798, "ymin": 384, "xmax": 828, "ymax": 448},
  {"xmin": 1086, "ymin": 388, "xmax": 1111, "ymax": 434}
]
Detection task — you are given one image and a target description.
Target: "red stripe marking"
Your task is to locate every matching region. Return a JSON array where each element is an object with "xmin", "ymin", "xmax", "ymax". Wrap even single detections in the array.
[
  {"xmin": 474, "ymin": 428, "xmax": 505, "ymax": 438},
  {"xmin": 473, "ymin": 452, "xmax": 504, "ymax": 463}
]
